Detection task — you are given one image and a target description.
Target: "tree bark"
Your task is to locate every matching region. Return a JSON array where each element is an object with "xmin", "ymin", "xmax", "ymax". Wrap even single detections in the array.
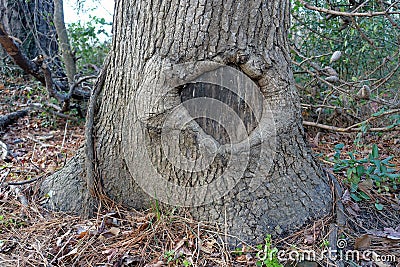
[{"xmin": 41, "ymin": 0, "xmax": 333, "ymax": 244}]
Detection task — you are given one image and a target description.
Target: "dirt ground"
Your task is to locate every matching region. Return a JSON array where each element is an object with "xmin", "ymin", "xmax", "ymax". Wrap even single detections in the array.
[{"xmin": 1, "ymin": 73, "xmax": 399, "ymax": 266}]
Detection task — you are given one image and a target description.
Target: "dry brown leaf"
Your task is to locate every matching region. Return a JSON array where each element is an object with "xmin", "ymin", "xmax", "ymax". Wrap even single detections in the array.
[
  {"xmin": 358, "ymin": 179, "xmax": 373, "ymax": 195},
  {"xmin": 57, "ymin": 247, "xmax": 78, "ymax": 261},
  {"xmin": 76, "ymin": 231, "xmax": 88, "ymax": 239},
  {"xmin": 145, "ymin": 261, "xmax": 164, "ymax": 267},
  {"xmin": 323, "ymin": 66, "xmax": 339, "ymax": 76},
  {"xmin": 109, "ymin": 227, "xmax": 120, "ymax": 236},
  {"xmin": 303, "ymin": 227, "xmax": 321, "ymax": 245},
  {"xmin": 330, "ymin": 51, "xmax": 342, "ymax": 63},
  {"xmin": 201, "ymin": 240, "xmax": 216, "ymax": 254},
  {"xmin": 354, "ymin": 234, "xmax": 371, "ymax": 249},
  {"xmin": 236, "ymin": 254, "xmax": 248, "ymax": 262},
  {"xmin": 173, "ymin": 238, "xmax": 187, "ymax": 251}
]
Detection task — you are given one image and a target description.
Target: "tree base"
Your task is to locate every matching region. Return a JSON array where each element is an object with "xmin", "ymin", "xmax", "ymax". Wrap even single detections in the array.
[{"xmin": 40, "ymin": 148, "xmax": 96, "ymax": 216}]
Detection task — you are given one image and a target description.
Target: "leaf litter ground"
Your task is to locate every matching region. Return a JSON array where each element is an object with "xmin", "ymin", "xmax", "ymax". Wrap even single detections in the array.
[{"xmin": 0, "ymin": 74, "xmax": 399, "ymax": 266}]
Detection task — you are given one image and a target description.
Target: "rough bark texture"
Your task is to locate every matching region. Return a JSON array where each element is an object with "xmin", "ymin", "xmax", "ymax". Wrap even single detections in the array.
[
  {"xmin": 42, "ymin": 0, "xmax": 333, "ymax": 244},
  {"xmin": 0, "ymin": 0, "xmax": 58, "ymax": 60},
  {"xmin": 40, "ymin": 148, "xmax": 96, "ymax": 215}
]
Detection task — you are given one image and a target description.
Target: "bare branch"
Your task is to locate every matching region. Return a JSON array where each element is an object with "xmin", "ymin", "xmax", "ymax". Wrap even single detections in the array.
[
  {"xmin": 303, "ymin": 121, "xmax": 399, "ymax": 132},
  {"xmin": 0, "ymin": 24, "xmax": 90, "ymax": 102},
  {"xmin": 299, "ymin": 0, "xmax": 400, "ymax": 17},
  {"xmin": 2, "ymin": 175, "xmax": 45, "ymax": 186},
  {"xmin": 29, "ymin": 103, "xmax": 79, "ymax": 121},
  {"xmin": 0, "ymin": 24, "xmax": 45, "ymax": 84},
  {"xmin": 304, "ymin": 109, "xmax": 400, "ymax": 132}
]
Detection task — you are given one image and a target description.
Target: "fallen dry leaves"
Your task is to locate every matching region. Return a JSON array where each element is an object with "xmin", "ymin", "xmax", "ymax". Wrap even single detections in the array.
[{"xmin": 1, "ymin": 73, "xmax": 400, "ymax": 266}]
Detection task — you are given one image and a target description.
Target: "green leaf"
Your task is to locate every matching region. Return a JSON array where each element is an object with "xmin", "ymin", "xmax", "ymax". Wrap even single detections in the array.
[
  {"xmin": 356, "ymin": 165, "xmax": 365, "ymax": 176},
  {"xmin": 375, "ymin": 202, "xmax": 384, "ymax": 211},
  {"xmin": 372, "ymin": 160, "xmax": 381, "ymax": 170},
  {"xmin": 351, "ymin": 193, "xmax": 362, "ymax": 202},
  {"xmin": 347, "ymin": 168, "xmax": 354, "ymax": 179},
  {"xmin": 371, "ymin": 144, "xmax": 379, "ymax": 159},
  {"xmin": 387, "ymin": 173, "xmax": 400, "ymax": 179},
  {"xmin": 335, "ymin": 143, "xmax": 345, "ymax": 150},
  {"xmin": 381, "ymin": 156, "xmax": 394, "ymax": 165},
  {"xmin": 358, "ymin": 191, "xmax": 370, "ymax": 200},
  {"xmin": 372, "ymin": 109, "xmax": 385, "ymax": 117},
  {"xmin": 360, "ymin": 123, "xmax": 369, "ymax": 133},
  {"xmin": 350, "ymin": 182, "xmax": 359, "ymax": 192}
]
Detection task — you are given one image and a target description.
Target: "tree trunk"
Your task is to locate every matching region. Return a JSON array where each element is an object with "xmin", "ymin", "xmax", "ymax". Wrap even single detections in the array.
[
  {"xmin": 53, "ymin": 0, "xmax": 76, "ymax": 85},
  {"xmin": 0, "ymin": 0, "xmax": 58, "ymax": 60},
  {"xmin": 41, "ymin": 0, "xmax": 333, "ymax": 243}
]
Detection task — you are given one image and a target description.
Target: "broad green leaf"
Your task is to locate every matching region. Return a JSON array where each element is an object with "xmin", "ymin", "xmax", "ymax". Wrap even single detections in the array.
[
  {"xmin": 358, "ymin": 191, "xmax": 370, "ymax": 200},
  {"xmin": 351, "ymin": 193, "xmax": 362, "ymax": 202},
  {"xmin": 371, "ymin": 144, "xmax": 379, "ymax": 159},
  {"xmin": 375, "ymin": 203, "xmax": 384, "ymax": 211},
  {"xmin": 356, "ymin": 165, "xmax": 365, "ymax": 176},
  {"xmin": 387, "ymin": 173, "xmax": 400, "ymax": 179},
  {"xmin": 335, "ymin": 143, "xmax": 345, "ymax": 150}
]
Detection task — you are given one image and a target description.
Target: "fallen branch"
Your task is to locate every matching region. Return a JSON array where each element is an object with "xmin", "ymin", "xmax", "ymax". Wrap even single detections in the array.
[
  {"xmin": 29, "ymin": 103, "xmax": 79, "ymax": 121},
  {"xmin": 0, "ymin": 24, "xmax": 45, "ymax": 83},
  {"xmin": 0, "ymin": 109, "xmax": 30, "ymax": 130},
  {"xmin": 346, "ymin": 109, "xmax": 400, "ymax": 130},
  {"xmin": 0, "ymin": 23, "xmax": 90, "ymax": 102},
  {"xmin": 303, "ymin": 109, "xmax": 400, "ymax": 132},
  {"xmin": 41, "ymin": 63, "xmax": 70, "ymax": 105},
  {"xmin": 303, "ymin": 121, "xmax": 399, "ymax": 132}
]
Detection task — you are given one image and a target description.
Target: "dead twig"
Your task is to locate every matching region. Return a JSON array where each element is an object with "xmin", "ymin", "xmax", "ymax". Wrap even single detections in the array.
[
  {"xmin": 299, "ymin": 0, "xmax": 400, "ymax": 17},
  {"xmin": 29, "ymin": 103, "xmax": 79, "ymax": 121},
  {"xmin": 303, "ymin": 108, "xmax": 400, "ymax": 132},
  {"xmin": 2, "ymin": 175, "xmax": 44, "ymax": 186}
]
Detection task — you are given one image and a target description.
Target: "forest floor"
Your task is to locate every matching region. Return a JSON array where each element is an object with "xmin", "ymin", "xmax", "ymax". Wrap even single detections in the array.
[{"xmin": 1, "ymin": 73, "xmax": 399, "ymax": 267}]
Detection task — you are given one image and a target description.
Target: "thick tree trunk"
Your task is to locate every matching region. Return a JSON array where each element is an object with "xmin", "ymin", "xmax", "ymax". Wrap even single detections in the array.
[{"xmin": 41, "ymin": 0, "xmax": 332, "ymax": 243}]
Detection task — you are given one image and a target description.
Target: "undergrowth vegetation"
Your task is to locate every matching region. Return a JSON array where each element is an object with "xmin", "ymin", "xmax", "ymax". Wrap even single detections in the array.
[
  {"xmin": 290, "ymin": 0, "xmax": 400, "ymax": 213},
  {"xmin": 67, "ymin": 15, "xmax": 111, "ymax": 72}
]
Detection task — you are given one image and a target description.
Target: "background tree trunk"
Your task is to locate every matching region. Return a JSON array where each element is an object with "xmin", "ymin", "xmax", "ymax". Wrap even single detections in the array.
[
  {"xmin": 0, "ymin": 0, "xmax": 58, "ymax": 58},
  {"xmin": 41, "ymin": 0, "xmax": 333, "ymax": 243},
  {"xmin": 53, "ymin": 0, "xmax": 76, "ymax": 85}
]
